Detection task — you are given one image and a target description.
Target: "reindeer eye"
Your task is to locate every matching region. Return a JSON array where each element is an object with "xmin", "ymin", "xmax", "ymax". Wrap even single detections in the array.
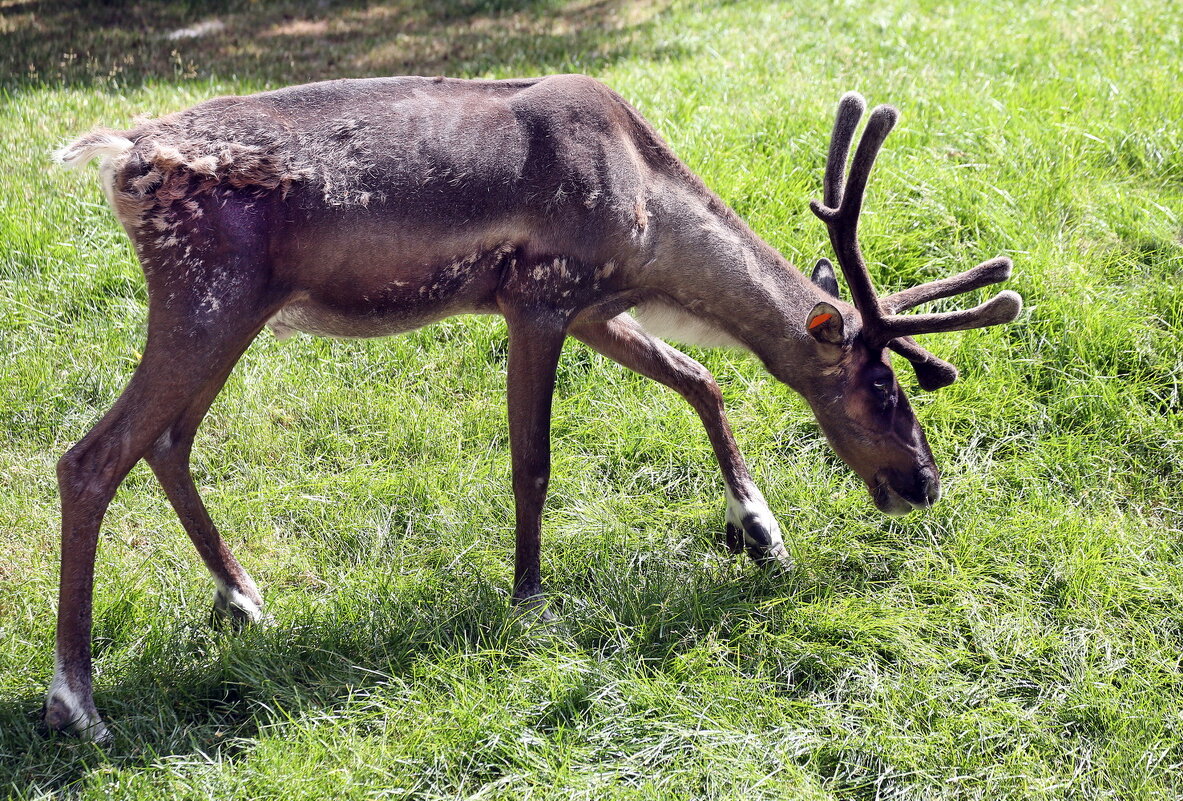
[{"xmin": 870, "ymin": 375, "xmax": 895, "ymax": 408}]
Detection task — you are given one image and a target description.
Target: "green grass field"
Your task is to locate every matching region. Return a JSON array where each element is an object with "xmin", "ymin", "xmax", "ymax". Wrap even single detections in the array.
[{"xmin": 2, "ymin": 0, "xmax": 1182, "ymax": 797}]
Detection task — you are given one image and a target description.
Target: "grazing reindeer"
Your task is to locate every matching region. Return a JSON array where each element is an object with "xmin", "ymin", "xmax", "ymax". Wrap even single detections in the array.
[{"xmin": 47, "ymin": 76, "xmax": 1020, "ymax": 740}]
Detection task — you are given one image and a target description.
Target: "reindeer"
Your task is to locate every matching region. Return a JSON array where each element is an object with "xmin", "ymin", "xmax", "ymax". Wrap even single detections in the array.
[{"xmin": 46, "ymin": 76, "xmax": 1021, "ymax": 740}]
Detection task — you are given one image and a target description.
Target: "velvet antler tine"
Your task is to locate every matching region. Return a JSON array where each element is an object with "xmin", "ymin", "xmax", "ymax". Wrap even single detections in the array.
[
  {"xmin": 839, "ymin": 105, "xmax": 898, "ymax": 226},
  {"xmin": 880, "ymin": 289, "xmax": 1023, "ymax": 338},
  {"xmin": 883, "ymin": 257, "xmax": 1013, "ymax": 314},
  {"xmin": 808, "ymin": 92, "xmax": 1021, "ymax": 391},
  {"xmin": 810, "ymin": 96, "xmax": 1020, "ymax": 344},
  {"xmin": 887, "ymin": 337, "xmax": 959, "ymax": 390},
  {"xmin": 810, "ymin": 98, "xmax": 898, "ymax": 322},
  {"xmin": 821, "ymin": 92, "xmax": 866, "ymax": 209}
]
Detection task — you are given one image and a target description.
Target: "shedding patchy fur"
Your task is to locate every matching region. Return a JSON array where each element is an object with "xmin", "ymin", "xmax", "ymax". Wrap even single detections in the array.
[
  {"xmin": 123, "ymin": 136, "xmax": 312, "ymax": 205},
  {"xmin": 56, "ymin": 106, "xmax": 316, "ymax": 235}
]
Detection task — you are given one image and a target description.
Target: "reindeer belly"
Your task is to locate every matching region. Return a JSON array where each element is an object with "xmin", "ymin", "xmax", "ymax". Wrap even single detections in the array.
[
  {"xmin": 268, "ymin": 249, "xmax": 509, "ymax": 340},
  {"xmin": 266, "ymin": 299, "xmax": 465, "ymax": 340}
]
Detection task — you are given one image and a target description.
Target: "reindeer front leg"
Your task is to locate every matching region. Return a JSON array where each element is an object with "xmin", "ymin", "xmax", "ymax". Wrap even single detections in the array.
[
  {"xmin": 570, "ymin": 313, "xmax": 791, "ymax": 567},
  {"xmin": 503, "ymin": 307, "xmax": 569, "ymax": 613}
]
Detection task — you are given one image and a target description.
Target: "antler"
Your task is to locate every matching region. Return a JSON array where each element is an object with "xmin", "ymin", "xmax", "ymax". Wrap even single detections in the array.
[{"xmin": 809, "ymin": 92, "xmax": 1022, "ymax": 389}]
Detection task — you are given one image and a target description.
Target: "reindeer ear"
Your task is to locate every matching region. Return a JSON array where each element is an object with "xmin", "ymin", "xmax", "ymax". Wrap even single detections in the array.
[
  {"xmin": 811, "ymin": 258, "xmax": 840, "ymax": 299},
  {"xmin": 806, "ymin": 301, "xmax": 845, "ymax": 345}
]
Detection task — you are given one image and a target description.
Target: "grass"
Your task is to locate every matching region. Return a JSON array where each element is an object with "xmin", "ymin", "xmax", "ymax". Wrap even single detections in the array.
[{"xmin": 1, "ymin": 0, "xmax": 1182, "ymax": 797}]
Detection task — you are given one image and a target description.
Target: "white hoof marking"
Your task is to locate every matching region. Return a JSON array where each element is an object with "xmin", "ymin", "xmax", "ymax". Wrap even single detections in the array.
[
  {"xmin": 213, "ymin": 579, "xmax": 265, "ymax": 623},
  {"xmin": 46, "ymin": 657, "xmax": 110, "ymax": 742},
  {"xmin": 725, "ymin": 484, "xmax": 790, "ymax": 562}
]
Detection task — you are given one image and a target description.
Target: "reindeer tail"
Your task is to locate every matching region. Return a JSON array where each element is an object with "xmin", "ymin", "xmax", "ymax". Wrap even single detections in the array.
[{"xmin": 53, "ymin": 131, "xmax": 134, "ymax": 169}]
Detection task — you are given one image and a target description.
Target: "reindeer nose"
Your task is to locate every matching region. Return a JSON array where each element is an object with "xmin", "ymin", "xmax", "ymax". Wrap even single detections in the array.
[
  {"xmin": 891, "ymin": 466, "xmax": 940, "ymax": 509},
  {"xmin": 914, "ymin": 466, "xmax": 941, "ymax": 507}
]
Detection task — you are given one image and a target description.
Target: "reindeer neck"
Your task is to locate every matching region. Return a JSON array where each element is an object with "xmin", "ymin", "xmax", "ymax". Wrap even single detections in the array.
[{"xmin": 629, "ymin": 181, "xmax": 832, "ymax": 382}]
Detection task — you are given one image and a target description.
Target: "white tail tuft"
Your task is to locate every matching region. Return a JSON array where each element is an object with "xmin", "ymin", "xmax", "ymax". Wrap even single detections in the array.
[{"xmin": 53, "ymin": 132, "xmax": 134, "ymax": 169}]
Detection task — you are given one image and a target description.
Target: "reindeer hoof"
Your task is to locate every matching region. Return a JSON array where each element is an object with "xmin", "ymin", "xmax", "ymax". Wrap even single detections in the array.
[
  {"xmin": 210, "ymin": 585, "xmax": 268, "ymax": 630},
  {"xmin": 750, "ymin": 538, "xmax": 793, "ymax": 571},
  {"xmin": 43, "ymin": 687, "xmax": 110, "ymax": 743},
  {"xmin": 727, "ymin": 513, "xmax": 793, "ymax": 569},
  {"xmin": 744, "ymin": 517, "xmax": 790, "ymax": 564},
  {"xmin": 512, "ymin": 592, "xmax": 558, "ymax": 625},
  {"xmin": 724, "ymin": 522, "xmax": 746, "ymax": 555},
  {"xmin": 725, "ymin": 488, "xmax": 792, "ymax": 569}
]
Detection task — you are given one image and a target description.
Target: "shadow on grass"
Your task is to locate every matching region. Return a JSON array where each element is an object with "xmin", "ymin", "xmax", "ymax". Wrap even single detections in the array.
[
  {"xmin": 0, "ymin": 552, "xmax": 839, "ymax": 794},
  {"xmin": 1, "ymin": 0, "xmax": 687, "ymax": 92}
]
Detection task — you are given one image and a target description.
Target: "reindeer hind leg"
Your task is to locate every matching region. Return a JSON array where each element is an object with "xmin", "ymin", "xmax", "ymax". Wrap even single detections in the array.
[
  {"xmin": 145, "ymin": 353, "xmax": 268, "ymax": 629},
  {"xmin": 47, "ymin": 227, "xmax": 279, "ymax": 739}
]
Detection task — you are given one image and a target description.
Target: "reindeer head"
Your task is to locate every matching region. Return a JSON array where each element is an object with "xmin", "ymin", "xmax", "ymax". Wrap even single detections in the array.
[{"xmin": 803, "ymin": 93, "xmax": 1022, "ymax": 515}]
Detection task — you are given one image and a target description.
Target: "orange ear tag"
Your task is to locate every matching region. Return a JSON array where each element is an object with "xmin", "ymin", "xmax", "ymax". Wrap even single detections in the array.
[{"xmin": 808, "ymin": 313, "xmax": 834, "ymax": 330}]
